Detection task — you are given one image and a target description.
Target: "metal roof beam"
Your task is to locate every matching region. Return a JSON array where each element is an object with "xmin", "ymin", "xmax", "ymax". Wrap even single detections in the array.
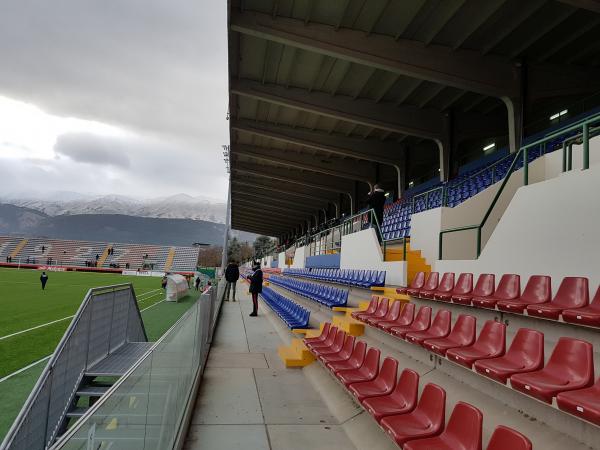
[
  {"xmin": 232, "ymin": 178, "xmax": 338, "ymax": 202},
  {"xmin": 231, "ymin": 10, "xmax": 519, "ymax": 98},
  {"xmin": 556, "ymin": 0, "xmax": 600, "ymax": 13},
  {"xmin": 232, "ymin": 143, "xmax": 376, "ymax": 183},
  {"xmin": 231, "ymin": 78, "xmax": 445, "ymax": 140},
  {"xmin": 232, "ymin": 187, "xmax": 329, "ymax": 209},
  {"xmin": 233, "ymin": 198, "xmax": 314, "ymax": 217},
  {"xmin": 232, "ymin": 191, "xmax": 322, "ymax": 212}
]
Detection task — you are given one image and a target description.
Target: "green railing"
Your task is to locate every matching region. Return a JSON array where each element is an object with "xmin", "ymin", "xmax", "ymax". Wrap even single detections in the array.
[{"xmin": 438, "ymin": 111, "xmax": 600, "ymax": 260}]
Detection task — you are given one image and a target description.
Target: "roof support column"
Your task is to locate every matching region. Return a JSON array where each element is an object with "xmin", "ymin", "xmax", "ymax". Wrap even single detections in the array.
[
  {"xmin": 503, "ymin": 64, "xmax": 525, "ymax": 154},
  {"xmin": 437, "ymin": 112, "xmax": 453, "ymax": 182},
  {"xmin": 333, "ymin": 201, "xmax": 340, "ymax": 219}
]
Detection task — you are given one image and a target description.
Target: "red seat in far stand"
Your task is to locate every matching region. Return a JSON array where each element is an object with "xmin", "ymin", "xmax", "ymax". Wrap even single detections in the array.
[
  {"xmin": 510, "ymin": 337, "xmax": 594, "ymax": 404},
  {"xmin": 486, "ymin": 426, "xmax": 532, "ymax": 450},
  {"xmin": 403, "ymin": 402, "xmax": 483, "ymax": 450},
  {"xmin": 453, "ymin": 274, "xmax": 494, "ymax": 306},
  {"xmin": 380, "ymin": 383, "xmax": 446, "ymax": 446},
  {"xmin": 303, "ymin": 322, "xmax": 331, "ymax": 345},
  {"xmin": 335, "ymin": 347, "xmax": 380, "ymax": 387},
  {"xmin": 398, "ymin": 272, "xmax": 425, "ymax": 295},
  {"xmin": 391, "ymin": 306, "xmax": 432, "ymax": 339},
  {"xmin": 423, "ymin": 315, "xmax": 476, "ymax": 356},
  {"xmin": 446, "ymin": 321, "xmax": 506, "ymax": 368},
  {"xmin": 526, "ymin": 277, "xmax": 589, "ymax": 320},
  {"xmin": 472, "ymin": 274, "xmax": 520, "ymax": 309},
  {"xmin": 421, "ymin": 272, "xmax": 454, "ymax": 299},
  {"xmin": 436, "ymin": 273, "xmax": 472, "ymax": 302},
  {"xmin": 405, "ymin": 309, "xmax": 451, "ymax": 345},
  {"xmin": 361, "ymin": 369, "xmax": 419, "ymax": 422},
  {"xmin": 557, "ymin": 376, "xmax": 600, "ymax": 426},
  {"xmin": 497, "ymin": 275, "xmax": 551, "ymax": 314},
  {"xmin": 378, "ymin": 302, "xmax": 415, "ymax": 332},
  {"xmin": 473, "ymin": 328, "xmax": 544, "ymax": 384},
  {"xmin": 349, "ymin": 357, "xmax": 398, "ymax": 402},
  {"xmin": 563, "ymin": 285, "xmax": 600, "ymax": 327}
]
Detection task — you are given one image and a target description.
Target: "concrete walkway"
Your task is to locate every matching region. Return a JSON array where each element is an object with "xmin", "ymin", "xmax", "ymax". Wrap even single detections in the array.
[{"xmin": 184, "ymin": 284, "xmax": 358, "ymax": 450}]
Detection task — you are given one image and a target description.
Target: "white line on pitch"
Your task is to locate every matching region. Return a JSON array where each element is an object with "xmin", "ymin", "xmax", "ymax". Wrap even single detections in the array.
[
  {"xmin": 141, "ymin": 299, "xmax": 165, "ymax": 312},
  {"xmin": 0, "ymin": 316, "xmax": 75, "ymax": 341},
  {"xmin": 0, "ymin": 355, "xmax": 51, "ymax": 383}
]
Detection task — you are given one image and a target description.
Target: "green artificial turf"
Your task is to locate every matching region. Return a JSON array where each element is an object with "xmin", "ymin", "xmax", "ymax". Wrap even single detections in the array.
[{"xmin": 0, "ymin": 267, "xmax": 201, "ymax": 442}]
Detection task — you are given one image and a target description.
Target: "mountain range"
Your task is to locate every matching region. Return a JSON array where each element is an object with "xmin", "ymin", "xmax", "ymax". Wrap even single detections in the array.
[{"xmin": 0, "ymin": 192, "xmax": 227, "ymax": 223}]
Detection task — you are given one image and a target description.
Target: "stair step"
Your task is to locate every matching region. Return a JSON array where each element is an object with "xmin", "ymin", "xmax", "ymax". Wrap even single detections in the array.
[
  {"xmin": 66, "ymin": 407, "xmax": 88, "ymax": 419},
  {"xmin": 76, "ymin": 385, "xmax": 111, "ymax": 397}
]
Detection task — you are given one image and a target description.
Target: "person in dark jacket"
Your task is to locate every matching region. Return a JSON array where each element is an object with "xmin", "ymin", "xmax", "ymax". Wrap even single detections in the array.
[
  {"xmin": 40, "ymin": 272, "xmax": 48, "ymax": 290},
  {"xmin": 224, "ymin": 260, "xmax": 240, "ymax": 301},
  {"xmin": 248, "ymin": 262, "xmax": 263, "ymax": 317},
  {"xmin": 367, "ymin": 183, "xmax": 386, "ymax": 243}
]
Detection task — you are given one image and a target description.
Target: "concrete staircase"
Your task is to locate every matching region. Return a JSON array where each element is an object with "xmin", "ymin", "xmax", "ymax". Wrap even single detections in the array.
[
  {"xmin": 96, "ymin": 245, "xmax": 111, "ymax": 268},
  {"xmin": 385, "ymin": 241, "xmax": 431, "ymax": 284},
  {"xmin": 164, "ymin": 247, "xmax": 176, "ymax": 272},
  {"xmin": 9, "ymin": 239, "xmax": 28, "ymax": 259}
]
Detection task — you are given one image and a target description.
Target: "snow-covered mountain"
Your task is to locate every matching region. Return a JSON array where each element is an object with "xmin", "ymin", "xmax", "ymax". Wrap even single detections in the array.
[{"xmin": 1, "ymin": 192, "xmax": 226, "ymax": 223}]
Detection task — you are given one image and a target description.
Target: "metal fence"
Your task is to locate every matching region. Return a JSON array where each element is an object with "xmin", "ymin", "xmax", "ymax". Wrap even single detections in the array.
[
  {"xmin": 48, "ymin": 281, "xmax": 223, "ymax": 450},
  {"xmin": 0, "ymin": 284, "xmax": 147, "ymax": 450}
]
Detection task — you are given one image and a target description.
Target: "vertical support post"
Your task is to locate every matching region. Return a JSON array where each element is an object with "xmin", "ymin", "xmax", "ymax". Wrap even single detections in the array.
[
  {"xmin": 583, "ymin": 123, "xmax": 589, "ymax": 170},
  {"xmin": 438, "ymin": 233, "xmax": 443, "ymax": 260},
  {"xmin": 523, "ymin": 147, "xmax": 529, "ymax": 186},
  {"xmin": 562, "ymin": 141, "xmax": 567, "ymax": 172},
  {"xmin": 502, "ymin": 96, "xmax": 524, "ymax": 154},
  {"xmin": 568, "ymin": 144, "xmax": 573, "ymax": 171},
  {"xmin": 476, "ymin": 227, "xmax": 482, "ymax": 258}
]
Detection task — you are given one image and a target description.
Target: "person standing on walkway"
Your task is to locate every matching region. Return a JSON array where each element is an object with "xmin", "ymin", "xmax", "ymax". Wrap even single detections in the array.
[
  {"xmin": 248, "ymin": 262, "xmax": 263, "ymax": 317},
  {"xmin": 40, "ymin": 272, "xmax": 49, "ymax": 290},
  {"xmin": 195, "ymin": 276, "xmax": 201, "ymax": 291},
  {"xmin": 224, "ymin": 260, "xmax": 240, "ymax": 301},
  {"xmin": 367, "ymin": 183, "xmax": 386, "ymax": 243}
]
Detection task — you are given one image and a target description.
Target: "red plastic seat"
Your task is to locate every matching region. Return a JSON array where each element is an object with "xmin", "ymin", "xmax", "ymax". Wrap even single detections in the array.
[
  {"xmin": 305, "ymin": 326, "xmax": 339, "ymax": 351},
  {"xmin": 378, "ymin": 302, "xmax": 415, "ymax": 332},
  {"xmin": 453, "ymin": 273, "xmax": 494, "ymax": 305},
  {"xmin": 473, "ymin": 328, "xmax": 544, "ymax": 384},
  {"xmin": 380, "ymin": 383, "xmax": 446, "ymax": 446},
  {"xmin": 327, "ymin": 340, "xmax": 367, "ymax": 372},
  {"xmin": 403, "ymin": 402, "xmax": 483, "ymax": 450},
  {"xmin": 319, "ymin": 335, "xmax": 355, "ymax": 364},
  {"xmin": 357, "ymin": 298, "xmax": 389, "ymax": 323},
  {"xmin": 563, "ymin": 285, "xmax": 600, "ymax": 327},
  {"xmin": 335, "ymin": 347, "xmax": 380, "ymax": 386},
  {"xmin": 303, "ymin": 322, "xmax": 331, "ymax": 345},
  {"xmin": 486, "ymin": 426, "xmax": 532, "ymax": 450},
  {"xmin": 351, "ymin": 296, "xmax": 379, "ymax": 320},
  {"xmin": 556, "ymin": 376, "xmax": 600, "ymax": 425},
  {"xmin": 446, "ymin": 321, "xmax": 506, "ymax": 368},
  {"xmin": 422, "ymin": 272, "xmax": 454, "ymax": 299},
  {"xmin": 472, "ymin": 274, "xmax": 520, "ymax": 309},
  {"xmin": 349, "ymin": 357, "xmax": 398, "ymax": 401},
  {"xmin": 423, "ymin": 315, "xmax": 476, "ymax": 356},
  {"xmin": 313, "ymin": 330, "xmax": 346, "ymax": 358},
  {"xmin": 497, "ymin": 275, "xmax": 551, "ymax": 314},
  {"xmin": 436, "ymin": 272, "xmax": 472, "ymax": 302},
  {"xmin": 391, "ymin": 306, "xmax": 432, "ymax": 338},
  {"xmin": 405, "ymin": 309, "xmax": 451, "ymax": 345},
  {"xmin": 362, "ymin": 369, "xmax": 419, "ymax": 422},
  {"xmin": 398, "ymin": 272, "xmax": 425, "ymax": 295},
  {"xmin": 510, "ymin": 337, "xmax": 594, "ymax": 403},
  {"xmin": 367, "ymin": 298, "xmax": 401, "ymax": 326},
  {"xmin": 409, "ymin": 272, "xmax": 439, "ymax": 297},
  {"xmin": 526, "ymin": 277, "xmax": 589, "ymax": 320}
]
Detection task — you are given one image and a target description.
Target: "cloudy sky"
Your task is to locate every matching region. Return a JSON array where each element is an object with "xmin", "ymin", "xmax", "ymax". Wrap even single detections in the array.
[{"xmin": 0, "ymin": 0, "xmax": 229, "ymax": 201}]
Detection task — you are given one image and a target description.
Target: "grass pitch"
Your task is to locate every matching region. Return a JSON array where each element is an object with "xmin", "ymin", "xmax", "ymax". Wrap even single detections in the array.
[{"xmin": 0, "ymin": 267, "xmax": 202, "ymax": 441}]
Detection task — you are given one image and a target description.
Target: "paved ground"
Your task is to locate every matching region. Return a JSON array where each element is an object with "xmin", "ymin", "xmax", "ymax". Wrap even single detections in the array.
[{"xmin": 184, "ymin": 284, "xmax": 357, "ymax": 450}]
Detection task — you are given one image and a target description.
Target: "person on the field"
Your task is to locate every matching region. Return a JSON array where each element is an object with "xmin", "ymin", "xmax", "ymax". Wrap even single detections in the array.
[
  {"xmin": 40, "ymin": 272, "xmax": 48, "ymax": 290},
  {"xmin": 367, "ymin": 183, "xmax": 386, "ymax": 243},
  {"xmin": 248, "ymin": 262, "xmax": 263, "ymax": 317},
  {"xmin": 224, "ymin": 260, "xmax": 240, "ymax": 301},
  {"xmin": 161, "ymin": 275, "xmax": 168, "ymax": 290}
]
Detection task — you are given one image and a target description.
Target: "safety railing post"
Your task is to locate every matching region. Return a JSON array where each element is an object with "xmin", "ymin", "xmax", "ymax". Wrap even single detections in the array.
[
  {"xmin": 523, "ymin": 147, "xmax": 529, "ymax": 186},
  {"xmin": 583, "ymin": 123, "xmax": 589, "ymax": 170},
  {"xmin": 403, "ymin": 237, "xmax": 407, "ymax": 261},
  {"xmin": 438, "ymin": 232, "xmax": 443, "ymax": 260},
  {"xmin": 562, "ymin": 141, "xmax": 567, "ymax": 172},
  {"xmin": 476, "ymin": 227, "xmax": 482, "ymax": 258},
  {"xmin": 568, "ymin": 143, "xmax": 573, "ymax": 171}
]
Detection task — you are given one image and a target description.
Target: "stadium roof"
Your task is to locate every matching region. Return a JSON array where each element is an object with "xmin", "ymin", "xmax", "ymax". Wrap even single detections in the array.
[{"xmin": 227, "ymin": 0, "xmax": 600, "ymax": 238}]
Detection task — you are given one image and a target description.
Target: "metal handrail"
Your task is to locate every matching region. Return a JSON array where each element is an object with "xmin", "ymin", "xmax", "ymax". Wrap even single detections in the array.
[{"xmin": 438, "ymin": 111, "xmax": 600, "ymax": 260}]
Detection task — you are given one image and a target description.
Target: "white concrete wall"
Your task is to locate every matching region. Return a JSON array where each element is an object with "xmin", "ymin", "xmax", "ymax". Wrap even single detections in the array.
[
  {"xmin": 409, "ymin": 208, "xmax": 441, "ymax": 265},
  {"xmin": 291, "ymin": 246, "xmax": 306, "ymax": 269},
  {"xmin": 340, "ymin": 228, "xmax": 407, "ymax": 286},
  {"xmin": 277, "ymin": 251, "xmax": 286, "ymax": 269},
  {"xmin": 436, "ymin": 163, "xmax": 600, "ymax": 288}
]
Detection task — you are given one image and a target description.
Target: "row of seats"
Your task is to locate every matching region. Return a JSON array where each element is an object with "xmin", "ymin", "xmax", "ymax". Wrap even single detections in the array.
[
  {"xmin": 283, "ymin": 268, "xmax": 386, "ymax": 288},
  {"xmin": 268, "ymin": 275, "xmax": 348, "ymax": 308},
  {"xmin": 353, "ymin": 297, "xmax": 600, "ymax": 426},
  {"xmin": 400, "ymin": 272, "xmax": 600, "ymax": 327},
  {"xmin": 259, "ymin": 287, "xmax": 310, "ymax": 329},
  {"xmin": 304, "ymin": 323, "xmax": 532, "ymax": 449}
]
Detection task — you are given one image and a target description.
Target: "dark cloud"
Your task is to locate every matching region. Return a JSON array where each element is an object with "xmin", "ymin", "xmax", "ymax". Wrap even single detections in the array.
[{"xmin": 54, "ymin": 133, "xmax": 131, "ymax": 168}]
